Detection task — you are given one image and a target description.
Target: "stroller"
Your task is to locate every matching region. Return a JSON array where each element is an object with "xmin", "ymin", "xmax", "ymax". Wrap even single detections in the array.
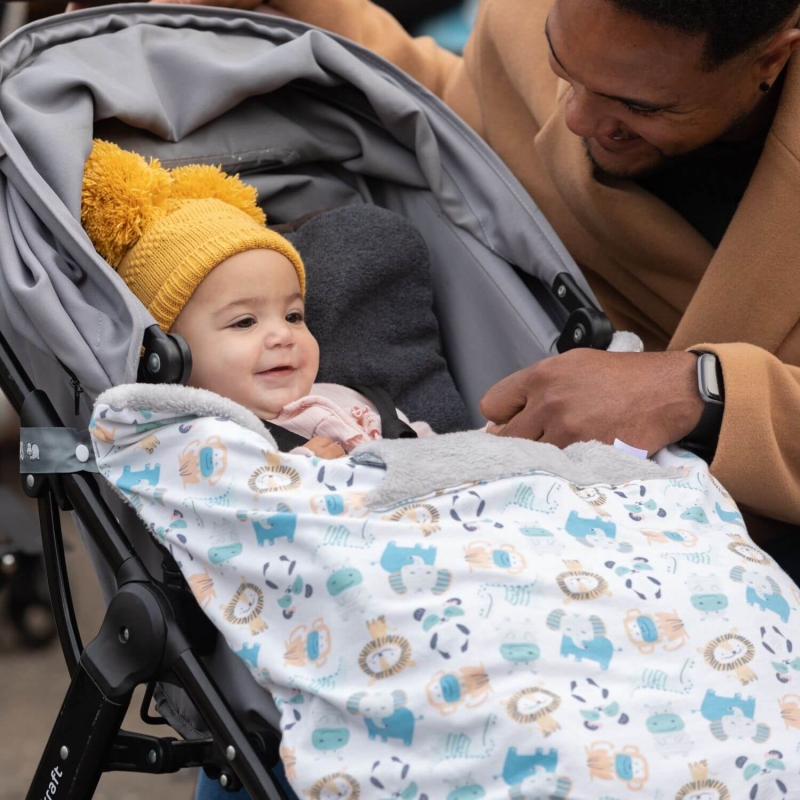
[{"xmin": 0, "ymin": 5, "xmax": 615, "ymax": 798}]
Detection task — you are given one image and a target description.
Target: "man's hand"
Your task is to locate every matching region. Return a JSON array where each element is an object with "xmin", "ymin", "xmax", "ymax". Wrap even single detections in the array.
[
  {"xmin": 480, "ymin": 349, "xmax": 705, "ymax": 456},
  {"xmin": 305, "ymin": 436, "xmax": 347, "ymax": 459}
]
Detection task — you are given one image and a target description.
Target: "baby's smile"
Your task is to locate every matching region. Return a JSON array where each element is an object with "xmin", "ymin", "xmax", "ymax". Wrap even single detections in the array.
[{"xmin": 257, "ymin": 365, "xmax": 297, "ymax": 380}]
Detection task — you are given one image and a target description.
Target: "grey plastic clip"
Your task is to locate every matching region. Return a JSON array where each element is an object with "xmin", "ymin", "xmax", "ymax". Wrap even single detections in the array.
[{"xmin": 19, "ymin": 427, "xmax": 99, "ymax": 474}]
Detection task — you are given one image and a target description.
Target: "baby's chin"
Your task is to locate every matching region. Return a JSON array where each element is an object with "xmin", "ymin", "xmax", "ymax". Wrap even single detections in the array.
[
  {"xmin": 251, "ymin": 389, "xmax": 312, "ymax": 421},
  {"xmin": 193, "ymin": 379, "xmax": 314, "ymax": 420}
]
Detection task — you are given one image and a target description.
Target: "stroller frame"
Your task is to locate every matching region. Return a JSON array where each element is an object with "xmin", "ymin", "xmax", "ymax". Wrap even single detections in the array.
[{"xmin": 2, "ymin": 326, "xmax": 285, "ymax": 800}]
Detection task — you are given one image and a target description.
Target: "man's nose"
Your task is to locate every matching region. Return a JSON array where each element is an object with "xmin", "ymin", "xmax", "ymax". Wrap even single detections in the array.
[{"xmin": 564, "ymin": 84, "xmax": 623, "ymax": 140}]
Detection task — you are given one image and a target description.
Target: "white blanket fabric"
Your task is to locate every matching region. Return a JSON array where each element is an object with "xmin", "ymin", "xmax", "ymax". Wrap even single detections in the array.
[{"xmin": 90, "ymin": 384, "xmax": 800, "ymax": 800}]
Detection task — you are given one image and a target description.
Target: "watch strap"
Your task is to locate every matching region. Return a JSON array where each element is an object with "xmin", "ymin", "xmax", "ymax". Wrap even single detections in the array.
[{"xmin": 679, "ymin": 352, "xmax": 725, "ymax": 460}]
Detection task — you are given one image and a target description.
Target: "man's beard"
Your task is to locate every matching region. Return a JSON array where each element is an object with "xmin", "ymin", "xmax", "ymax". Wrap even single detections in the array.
[
  {"xmin": 583, "ymin": 106, "xmax": 754, "ymax": 182},
  {"xmin": 583, "ymin": 138, "xmax": 667, "ymax": 181}
]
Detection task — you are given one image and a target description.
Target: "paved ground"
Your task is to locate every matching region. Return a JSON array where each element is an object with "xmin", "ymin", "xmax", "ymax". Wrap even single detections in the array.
[{"xmin": 0, "ymin": 496, "xmax": 199, "ymax": 800}]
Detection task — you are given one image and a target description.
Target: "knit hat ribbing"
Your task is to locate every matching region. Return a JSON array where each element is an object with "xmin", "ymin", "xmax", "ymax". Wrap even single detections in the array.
[{"xmin": 81, "ymin": 140, "xmax": 305, "ymax": 332}]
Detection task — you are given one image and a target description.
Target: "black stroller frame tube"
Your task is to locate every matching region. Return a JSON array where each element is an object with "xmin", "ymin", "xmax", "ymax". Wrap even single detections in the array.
[
  {"xmin": 0, "ymin": 330, "xmax": 284, "ymax": 800},
  {"xmin": 173, "ymin": 652, "xmax": 283, "ymax": 800},
  {"xmin": 37, "ymin": 488, "xmax": 83, "ymax": 675}
]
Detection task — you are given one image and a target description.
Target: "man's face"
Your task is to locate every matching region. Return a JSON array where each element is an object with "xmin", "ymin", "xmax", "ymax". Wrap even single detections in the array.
[
  {"xmin": 171, "ymin": 249, "xmax": 319, "ymax": 420},
  {"xmin": 546, "ymin": 0, "xmax": 765, "ymax": 178}
]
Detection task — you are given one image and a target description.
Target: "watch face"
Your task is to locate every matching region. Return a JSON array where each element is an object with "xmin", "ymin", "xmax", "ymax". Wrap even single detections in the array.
[{"xmin": 700, "ymin": 354, "xmax": 721, "ymax": 402}]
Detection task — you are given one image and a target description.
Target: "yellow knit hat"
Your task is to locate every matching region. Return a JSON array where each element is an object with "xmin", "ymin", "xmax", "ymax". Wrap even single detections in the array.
[{"xmin": 81, "ymin": 139, "xmax": 306, "ymax": 333}]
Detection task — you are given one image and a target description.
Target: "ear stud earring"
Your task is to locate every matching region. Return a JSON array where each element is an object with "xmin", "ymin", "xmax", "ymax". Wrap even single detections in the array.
[{"xmin": 760, "ymin": 82, "xmax": 772, "ymax": 93}]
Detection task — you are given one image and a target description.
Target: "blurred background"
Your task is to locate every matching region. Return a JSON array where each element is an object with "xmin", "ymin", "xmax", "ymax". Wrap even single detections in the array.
[{"xmin": 0, "ymin": 2, "xmax": 477, "ymax": 798}]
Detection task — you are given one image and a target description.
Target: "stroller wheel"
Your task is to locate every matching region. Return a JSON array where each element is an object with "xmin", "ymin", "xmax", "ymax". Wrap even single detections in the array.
[
  {"xmin": 5, "ymin": 554, "xmax": 57, "ymax": 649},
  {"xmin": 9, "ymin": 594, "xmax": 57, "ymax": 648}
]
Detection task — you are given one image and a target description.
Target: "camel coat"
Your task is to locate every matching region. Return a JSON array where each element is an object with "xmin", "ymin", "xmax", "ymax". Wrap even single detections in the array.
[{"xmin": 271, "ymin": 0, "xmax": 800, "ymax": 529}]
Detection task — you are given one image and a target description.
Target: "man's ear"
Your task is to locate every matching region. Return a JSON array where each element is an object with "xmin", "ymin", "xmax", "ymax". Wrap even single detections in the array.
[{"xmin": 754, "ymin": 26, "xmax": 800, "ymax": 86}]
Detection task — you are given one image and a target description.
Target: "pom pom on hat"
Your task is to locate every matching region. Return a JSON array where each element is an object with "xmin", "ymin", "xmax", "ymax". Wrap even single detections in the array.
[
  {"xmin": 170, "ymin": 164, "xmax": 266, "ymax": 227},
  {"xmin": 80, "ymin": 139, "xmax": 306, "ymax": 333},
  {"xmin": 81, "ymin": 140, "xmax": 171, "ymax": 267}
]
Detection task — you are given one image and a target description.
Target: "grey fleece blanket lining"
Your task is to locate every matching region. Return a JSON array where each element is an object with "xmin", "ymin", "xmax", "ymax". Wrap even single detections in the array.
[
  {"xmin": 354, "ymin": 431, "xmax": 674, "ymax": 509},
  {"xmin": 95, "ymin": 384, "xmax": 275, "ymax": 444},
  {"xmin": 95, "ymin": 384, "xmax": 675, "ymax": 510}
]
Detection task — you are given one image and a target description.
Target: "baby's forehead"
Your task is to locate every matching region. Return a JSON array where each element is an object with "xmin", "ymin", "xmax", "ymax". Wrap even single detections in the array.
[{"xmin": 210, "ymin": 287, "xmax": 304, "ymax": 315}]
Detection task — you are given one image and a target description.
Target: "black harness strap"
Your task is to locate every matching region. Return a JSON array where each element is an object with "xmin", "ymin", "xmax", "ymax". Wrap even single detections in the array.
[
  {"xmin": 262, "ymin": 422, "xmax": 308, "ymax": 453},
  {"xmin": 349, "ymin": 385, "xmax": 418, "ymax": 440},
  {"xmin": 264, "ymin": 385, "xmax": 417, "ymax": 453}
]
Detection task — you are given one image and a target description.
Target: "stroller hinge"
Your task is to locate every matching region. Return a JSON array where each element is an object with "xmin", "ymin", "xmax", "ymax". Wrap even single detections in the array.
[
  {"xmin": 82, "ymin": 582, "xmax": 172, "ymax": 701},
  {"xmin": 105, "ymin": 731, "xmax": 215, "ymax": 774},
  {"xmin": 553, "ymin": 273, "xmax": 614, "ymax": 353}
]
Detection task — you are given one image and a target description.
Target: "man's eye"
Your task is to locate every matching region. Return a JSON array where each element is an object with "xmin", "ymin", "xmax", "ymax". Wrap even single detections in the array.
[
  {"xmin": 286, "ymin": 311, "xmax": 305, "ymax": 324},
  {"xmin": 624, "ymin": 103, "xmax": 659, "ymax": 117},
  {"xmin": 231, "ymin": 317, "xmax": 256, "ymax": 329}
]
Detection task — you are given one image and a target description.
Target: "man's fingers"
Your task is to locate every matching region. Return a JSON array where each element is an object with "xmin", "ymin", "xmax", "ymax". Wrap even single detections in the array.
[
  {"xmin": 494, "ymin": 405, "xmax": 544, "ymax": 442},
  {"xmin": 537, "ymin": 429, "xmax": 572, "ymax": 450},
  {"xmin": 479, "ymin": 367, "xmax": 535, "ymax": 424}
]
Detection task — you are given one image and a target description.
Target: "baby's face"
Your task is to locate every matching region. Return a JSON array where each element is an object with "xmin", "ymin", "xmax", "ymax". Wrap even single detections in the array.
[{"xmin": 171, "ymin": 249, "xmax": 319, "ymax": 419}]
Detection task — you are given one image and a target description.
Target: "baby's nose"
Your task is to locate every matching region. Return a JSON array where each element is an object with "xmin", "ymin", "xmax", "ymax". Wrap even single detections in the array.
[{"xmin": 265, "ymin": 323, "xmax": 294, "ymax": 347}]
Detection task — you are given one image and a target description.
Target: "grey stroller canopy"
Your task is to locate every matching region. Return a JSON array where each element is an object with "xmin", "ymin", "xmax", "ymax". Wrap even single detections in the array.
[
  {"xmin": 0, "ymin": 3, "xmax": 600, "ymax": 424},
  {"xmin": 0, "ymin": 6, "xmax": 609, "ymax": 799}
]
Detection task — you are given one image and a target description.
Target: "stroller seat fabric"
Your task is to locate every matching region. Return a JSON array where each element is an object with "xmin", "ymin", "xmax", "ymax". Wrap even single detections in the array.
[{"xmin": 91, "ymin": 382, "xmax": 800, "ymax": 800}]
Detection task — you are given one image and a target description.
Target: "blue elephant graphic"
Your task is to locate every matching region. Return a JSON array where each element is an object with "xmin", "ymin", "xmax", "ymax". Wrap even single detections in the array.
[
  {"xmin": 236, "ymin": 509, "xmax": 297, "ymax": 546},
  {"xmin": 378, "ymin": 542, "xmax": 451, "ymax": 595},
  {"xmin": 565, "ymin": 512, "xmax": 617, "ymax": 545},
  {"xmin": 236, "ymin": 642, "xmax": 260, "ymax": 669},
  {"xmin": 700, "ymin": 689, "xmax": 769, "ymax": 743},
  {"xmin": 730, "ymin": 567, "xmax": 791, "ymax": 623},
  {"xmin": 380, "ymin": 542, "xmax": 437, "ymax": 573},
  {"xmin": 116, "ymin": 463, "xmax": 161, "ymax": 496},
  {"xmin": 500, "ymin": 747, "xmax": 573, "ymax": 798},
  {"xmin": 347, "ymin": 690, "xmax": 418, "ymax": 746},
  {"xmin": 501, "ymin": 747, "xmax": 557, "ymax": 784},
  {"xmin": 700, "ymin": 689, "xmax": 755, "ymax": 721},
  {"xmin": 364, "ymin": 708, "xmax": 417, "ymax": 746},
  {"xmin": 546, "ymin": 609, "xmax": 615, "ymax": 670}
]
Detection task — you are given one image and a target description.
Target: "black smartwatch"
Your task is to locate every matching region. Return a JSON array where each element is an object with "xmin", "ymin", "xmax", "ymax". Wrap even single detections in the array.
[{"xmin": 679, "ymin": 352, "xmax": 725, "ymax": 460}]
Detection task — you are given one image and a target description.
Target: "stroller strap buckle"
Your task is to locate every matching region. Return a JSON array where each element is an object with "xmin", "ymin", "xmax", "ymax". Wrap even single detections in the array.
[{"xmin": 19, "ymin": 426, "xmax": 99, "ymax": 474}]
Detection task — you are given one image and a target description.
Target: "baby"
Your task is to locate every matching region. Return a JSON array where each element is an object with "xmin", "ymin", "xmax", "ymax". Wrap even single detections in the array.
[{"xmin": 81, "ymin": 140, "xmax": 432, "ymax": 458}]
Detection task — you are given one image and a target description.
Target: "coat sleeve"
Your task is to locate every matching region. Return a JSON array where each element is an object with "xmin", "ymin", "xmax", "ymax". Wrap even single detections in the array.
[
  {"xmin": 695, "ymin": 342, "xmax": 800, "ymax": 525},
  {"xmin": 267, "ymin": 0, "xmax": 463, "ymax": 98}
]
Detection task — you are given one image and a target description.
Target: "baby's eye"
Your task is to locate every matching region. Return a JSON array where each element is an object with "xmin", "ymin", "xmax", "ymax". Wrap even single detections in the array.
[
  {"xmin": 286, "ymin": 311, "xmax": 305, "ymax": 324},
  {"xmin": 231, "ymin": 317, "xmax": 256, "ymax": 329}
]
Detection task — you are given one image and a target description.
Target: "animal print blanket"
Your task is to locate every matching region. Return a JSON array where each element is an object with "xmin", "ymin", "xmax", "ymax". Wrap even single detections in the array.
[{"xmin": 90, "ymin": 383, "xmax": 800, "ymax": 800}]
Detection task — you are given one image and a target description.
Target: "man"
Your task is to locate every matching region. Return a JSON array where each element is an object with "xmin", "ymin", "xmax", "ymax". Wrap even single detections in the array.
[{"xmin": 156, "ymin": 0, "xmax": 800, "ymax": 534}]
